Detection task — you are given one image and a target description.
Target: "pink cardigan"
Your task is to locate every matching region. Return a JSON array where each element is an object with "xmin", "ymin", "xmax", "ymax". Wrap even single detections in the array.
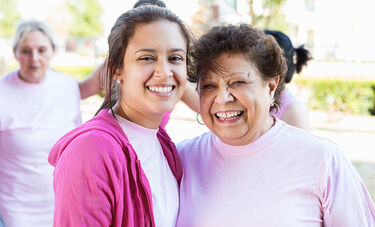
[{"xmin": 48, "ymin": 110, "xmax": 183, "ymax": 227}]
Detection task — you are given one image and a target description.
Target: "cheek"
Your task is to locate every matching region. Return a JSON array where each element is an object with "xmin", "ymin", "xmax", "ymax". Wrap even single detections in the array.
[
  {"xmin": 41, "ymin": 55, "xmax": 53, "ymax": 65},
  {"xmin": 125, "ymin": 68, "xmax": 150, "ymax": 83},
  {"xmin": 199, "ymin": 94, "xmax": 212, "ymax": 117},
  {"xmin": 17, "ymin": 55, "xmax": 29, "ymax": 64},
  {"xmin": 174, "ymin": 66, "xmax": 187, "ymax": 84}
]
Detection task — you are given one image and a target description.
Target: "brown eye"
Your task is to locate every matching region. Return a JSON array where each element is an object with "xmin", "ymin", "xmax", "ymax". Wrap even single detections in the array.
[
  {"xmin": 201, "ymin": 84, "xmax": 216, "ymax": 89},
  {"xmin": 21, "ymin": 49, "xmax": 31, "ymax": 54},
  {"xmin": 169, "ymin": 55, "xmax": 184, "ymax": 62},
  {"xmin": 139, "ymin": 56, "xmax": 155, "ymax": 61},
  {"xmin": 230, "ymin": 81, "xmax": 246, "ymax": 86}
]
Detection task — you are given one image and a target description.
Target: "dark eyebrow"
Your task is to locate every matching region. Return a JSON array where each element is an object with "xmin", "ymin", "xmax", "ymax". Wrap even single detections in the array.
[{"xmin": 135, "ymin": 48, "xmax": 186, "ymax": 54}]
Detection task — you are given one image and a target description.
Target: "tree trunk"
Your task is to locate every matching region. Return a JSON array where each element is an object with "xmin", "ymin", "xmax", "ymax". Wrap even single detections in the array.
[{"xmin": 249, "ymin": 0, "xmax": 256, "ymax": 26}]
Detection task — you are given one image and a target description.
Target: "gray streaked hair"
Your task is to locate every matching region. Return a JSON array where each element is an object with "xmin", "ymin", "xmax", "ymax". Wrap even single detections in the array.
[{"xmin": 12, "ymin": 19, "xmax": 57, "ymax": 52}]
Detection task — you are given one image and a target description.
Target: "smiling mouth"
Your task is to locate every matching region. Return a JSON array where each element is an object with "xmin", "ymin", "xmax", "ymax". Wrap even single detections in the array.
[
  {"xmin": 215, "ymin": 111, "xmax": 244, "ymax": 121},
  {"xmin": 147, "ymin": 86, "xmax": 175, "ymax": 95}
]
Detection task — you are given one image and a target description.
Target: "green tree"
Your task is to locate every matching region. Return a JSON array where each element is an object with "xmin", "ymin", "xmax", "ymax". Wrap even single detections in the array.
[
  {"xmin": 0, "ymin": 0, "xmax": 21, "ymax": 37},
  {"xmin": 65, "ymin": 0, "xmax": 103, "ymax": 38},
  {"xmin": 249, "ymin": 0, "xmax": 289, "ymax": 31}
]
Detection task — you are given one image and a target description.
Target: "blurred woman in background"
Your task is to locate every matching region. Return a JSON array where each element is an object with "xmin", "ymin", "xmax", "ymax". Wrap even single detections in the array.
[
  {"xmin": 0, "ymin": 19, "xmax": 99, "ymax": 227},
  {"xmin": 265, "ymin": 29, "xmax": 312, "ymax": 130}
]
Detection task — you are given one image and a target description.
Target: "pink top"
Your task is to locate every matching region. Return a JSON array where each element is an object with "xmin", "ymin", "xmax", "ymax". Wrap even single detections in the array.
[
  {"xmin": 278, "ymin": 88, "xmax": 297, "ymax": 119},
  {"xmin": 48, "ymin": 110, "xmax": 182, "ymax": 227},
  {"xmin": 177, "ymin": 120, "xmax": 375, "ymax": 226},
  {"xmin": 0, "ymin": 69, "xmax": 81, "ymax": 227}
]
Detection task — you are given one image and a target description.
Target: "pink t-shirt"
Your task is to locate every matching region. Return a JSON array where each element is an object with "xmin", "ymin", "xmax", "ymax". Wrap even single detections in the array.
[
  {"xmin": 0, "ymin": 69, "xmax": 81, "ymax": 227},
  {"xmin": 115, "ymin": 114, "xmax": 179, "ymax": 227},
  {"xmin": 176, "ymin": 120, "xmax": 375, "ymax": 226}
]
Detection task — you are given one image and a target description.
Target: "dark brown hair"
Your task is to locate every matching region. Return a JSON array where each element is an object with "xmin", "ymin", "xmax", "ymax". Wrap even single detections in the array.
[
  {"xmin": 264, "ymin": 29, "xmax": 312, "ymax": 83},
  {"xmin": 133, "ymin": 0, "xmax": 166, "ymax": 8},
  {"xmin": 190, "ymin": 24, "xmax": 287, "ymax": 112},
  {"xmin": 96, "ymin": 5, "xmax": 192, "ymax": 114}
]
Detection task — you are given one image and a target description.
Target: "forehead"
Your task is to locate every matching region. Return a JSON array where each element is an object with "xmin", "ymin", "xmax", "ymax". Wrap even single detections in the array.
[
  {"xmin": 18, "ymin": 30, "xmax": 51, "ymax": 48},
  {"xmin": 202, "ymin": 53, "xmax": 259, "ymax": 80},
  {"xmin": 127, "ymin": 20, "xmax": 187, "ymax": 51}
]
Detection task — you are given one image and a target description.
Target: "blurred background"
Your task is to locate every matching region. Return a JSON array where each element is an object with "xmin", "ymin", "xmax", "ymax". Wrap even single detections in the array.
[{"xmin": 1, "ymin": 0, "xmax": 375, "ymax": 199}]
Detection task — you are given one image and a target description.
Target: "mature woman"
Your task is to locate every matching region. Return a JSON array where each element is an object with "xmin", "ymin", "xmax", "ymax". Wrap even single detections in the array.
[
  {"xmin": 176, "ymin": 24, "xmax": 375, "ymax": 226},
  {"xmin": 0, "ymin": 20, "xmax": 97, "ymax": 227}
]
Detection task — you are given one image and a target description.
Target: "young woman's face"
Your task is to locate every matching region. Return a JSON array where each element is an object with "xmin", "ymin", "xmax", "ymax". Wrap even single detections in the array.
[
  {"xmin": 198, "ymin": 53, "xmax": 278, "ymax": 146},
  {"xmin": 117, "ymin": 20, "xmax": 187, "ymax": 128},
  {"xmin": 14, "ymin": 30, "xmax": 55, "ymax": 83}
]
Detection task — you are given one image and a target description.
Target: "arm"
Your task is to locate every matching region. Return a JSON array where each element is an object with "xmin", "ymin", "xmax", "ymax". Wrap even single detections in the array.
[
  {"xmin": 53, "ymin": 133, "xmax": 118, "ymax": 226},
  {"xmin": 322, "ymin": 147, "xmax": 375, "ymax": 226},
  {"xmin": 79, "ymin": 63, "xmax": 105, "ymax": 99},
  {"xmin": 281, "ymin": 101, "xmax": 311, "ymax": 131},
  {"xmin": 181, "ymin": 82, "xmax": 199, "ymax": 113}
]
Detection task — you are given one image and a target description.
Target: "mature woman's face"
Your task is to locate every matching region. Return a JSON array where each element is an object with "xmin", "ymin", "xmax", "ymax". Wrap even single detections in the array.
[
  {"xmin": 14, "ymin": 30, "xmax": 55, "ymax": 83},
  {"xmin": 198, "ymin": 53, "xmax": 278, "ymax": 146}
]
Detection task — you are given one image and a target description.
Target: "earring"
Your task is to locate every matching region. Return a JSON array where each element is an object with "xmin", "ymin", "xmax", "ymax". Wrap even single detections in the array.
[
  {"xmin": 270, "ymin": 100, "xmax": 280, "ymax": 117},
  {"xmin": 116, "ymin": 79, "xmax": 121, "ymax": 84},
  {"xmin": 196, "ymin": 112, "xmax": 205, "ymax": 125}
]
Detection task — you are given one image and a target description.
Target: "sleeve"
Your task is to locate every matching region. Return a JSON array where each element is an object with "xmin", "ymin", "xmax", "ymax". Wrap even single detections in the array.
[
  {"xmin": 322, "ymin": 146, "xmax": 375, "ymax": 226},
  {"xmin": 52, "ymin": 132, "xmax": 121, "ymax": 227}
]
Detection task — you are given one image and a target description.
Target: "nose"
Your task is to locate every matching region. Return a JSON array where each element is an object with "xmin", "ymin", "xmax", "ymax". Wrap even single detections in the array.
[
  {"xmin": 31, "ymin": 50, "xmax": 40, "ymax": 61},
  {"xmin": 214, "ymin": 86, "xmax": 234, "ymax": 104},
  {"xmin": 154, "ymin": 58, "xmax": 173, "ymax": 79}
]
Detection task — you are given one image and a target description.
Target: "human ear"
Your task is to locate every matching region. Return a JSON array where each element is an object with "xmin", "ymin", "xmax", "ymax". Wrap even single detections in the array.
[
  {"xmin": 268, "ymin": 75, "xmax": 280, "ymax": 98},
  {"xmin": 113, "ymin": 67, "xmax": 123, "ymax": 83}
]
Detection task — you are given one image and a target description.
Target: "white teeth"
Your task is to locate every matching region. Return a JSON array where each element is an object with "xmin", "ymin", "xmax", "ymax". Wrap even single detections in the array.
[
  {"xmin": 148, "ymin": 86, "xmax": 173, "ymax": 93},
  {"xmin": 216, "ymin": 111, "xmax": 242, "ymax": 119}
]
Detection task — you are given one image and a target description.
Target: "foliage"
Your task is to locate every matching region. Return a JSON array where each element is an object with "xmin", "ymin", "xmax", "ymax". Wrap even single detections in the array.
[
  {"xmin": 294, "ymin": 78, "xmax": 375, "ymax": 115},
  {"xmin": 0, "ymin": 0, "xmax": 21, "ymax": 38},
  {"xmin": 65, "ymin": 0, "xmax": 103, "ymax": 38},
  {"xmin": 54, "ymin": 65, "xmax": 95, "ymax": 81},
  {"xmin": 248, "ymin": 0, "xmax": 289, "ymax": 31}
]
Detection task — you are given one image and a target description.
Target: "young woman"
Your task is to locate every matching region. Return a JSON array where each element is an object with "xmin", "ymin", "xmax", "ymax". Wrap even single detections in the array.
[
  {"xmin": 265, "ymin": 29, "xmax": 312, "ymax": 130},
  {"xmin": 48, "ymin": 5, "xmax": 191, "ymax": 227}
]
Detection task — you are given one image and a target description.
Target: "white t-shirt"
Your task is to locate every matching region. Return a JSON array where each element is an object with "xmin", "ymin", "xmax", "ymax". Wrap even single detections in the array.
[
  {"xmin": 115, "ymin": 114, "xmax": 179, "ymax": 227},
  {"xmin": 0, "ymin": 69, "xmax": 81, "ymax": 227},
  {"xmin": 177, "ymin": 120, "xmax": 375, "ymax": 227}
]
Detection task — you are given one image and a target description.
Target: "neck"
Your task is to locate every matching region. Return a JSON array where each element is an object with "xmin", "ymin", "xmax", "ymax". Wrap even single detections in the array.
[
  {"xmin": 113, "ymin": 102, "xmax": 162, "ymax": 129},
  {"xmin": 221, "ymin": 115, "xmax": 275, "ymax": 146}
]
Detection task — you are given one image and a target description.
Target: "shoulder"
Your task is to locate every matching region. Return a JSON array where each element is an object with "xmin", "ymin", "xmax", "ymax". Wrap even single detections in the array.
[
  {"xmin": 0, "ymin": 71, "xmax": 17, "ymax": 111},
  {"xmin": 176, "ymin": 131, "xmax": 212, "ymax": 157},
  {"xmin": 47, "ymin": 69, "xmax": 80, "ymax": 98},
  {"xmin": 281, "ymin": 100, "xmax": 311, "ymax": 130},
  {"xmin": 0, "ymin": 70, "xmax": 17, "ymax": 89},
  {"xmin": 58, "ymin": 129, "xmax": 127, "ymax": 171},
  {"xmin": 280, "ymin": 123, "xmax": 339, "ymax": 157},
  {"xmin": 47, "ymin": 69, "xmax": 78, "ymax": 87}
]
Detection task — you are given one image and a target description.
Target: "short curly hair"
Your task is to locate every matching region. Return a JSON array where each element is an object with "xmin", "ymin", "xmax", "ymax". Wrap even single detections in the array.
[{"xmin": 190, "ymin": 24, "xmax": 287, "ymax": 112}]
